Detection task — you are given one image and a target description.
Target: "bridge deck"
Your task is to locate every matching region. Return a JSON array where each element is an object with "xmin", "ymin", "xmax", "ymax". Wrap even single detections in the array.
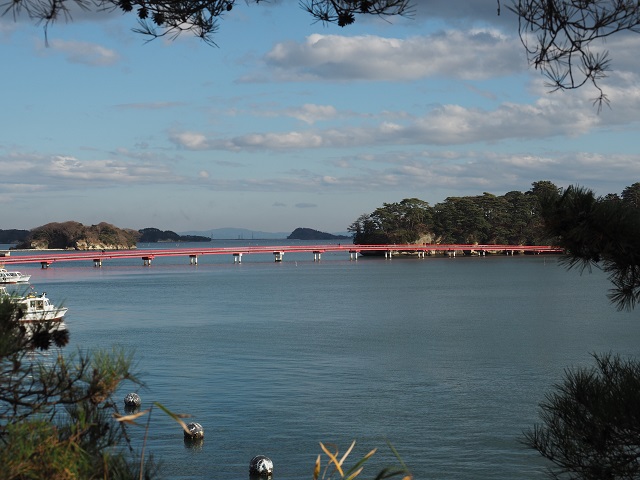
[{"xmin": 0, "ymin": 243, "xmax": 564, "ymax": 267}]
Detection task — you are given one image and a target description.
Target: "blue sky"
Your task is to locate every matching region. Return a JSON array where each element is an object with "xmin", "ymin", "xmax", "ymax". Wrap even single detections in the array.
[{"xmin": 2, "ymin": 0, "xmax": 639, "ymax": 234}]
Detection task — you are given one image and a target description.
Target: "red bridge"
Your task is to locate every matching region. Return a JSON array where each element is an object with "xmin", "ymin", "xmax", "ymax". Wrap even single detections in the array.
[{"xmin": 0, "ymin": 244, "xmax": 564, "ymax": 268}]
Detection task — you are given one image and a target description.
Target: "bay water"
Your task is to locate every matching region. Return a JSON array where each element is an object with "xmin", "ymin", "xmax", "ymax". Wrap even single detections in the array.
[{"xmin": 5, "ymin": 241, "xmax": 640, "ymax": 479}]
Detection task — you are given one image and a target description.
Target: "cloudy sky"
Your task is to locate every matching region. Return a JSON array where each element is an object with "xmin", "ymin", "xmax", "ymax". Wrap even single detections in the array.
[{"xmin": 2, "ymin": 1, "xmax": 639, "ymax": 234}]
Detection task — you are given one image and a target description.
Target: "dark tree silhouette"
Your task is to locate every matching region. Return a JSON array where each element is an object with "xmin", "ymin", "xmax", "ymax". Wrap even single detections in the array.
[
  {"xmin": 2, "ymin": 0, "xmax": 413, "ymax": 44},
  {"xmin": 540, "ymin": 184, "xmax": 640, "ymax": 311}
]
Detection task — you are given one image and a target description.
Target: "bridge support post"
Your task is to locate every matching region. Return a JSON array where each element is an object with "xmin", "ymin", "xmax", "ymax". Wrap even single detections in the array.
[
  {"xmin": 40, "ymin": 261, "xmax": 51, "ymax": 269},
  {"xmin": 93, "ymin": 259, "xmax": 102, "ymax": 267},
  {"xmin": 273, "ymin": 251, "xmax": 284, "ymax": 262},
  {"xmin": 349, "ymin": 251, "xmax": 358, "ymax": 261},
  {"xmin": 142, "ymin": 256, "xmax": 153, "ymax": 266},
  {"xmin": 233, "ymin": 253, "xmax": 242, "ymax": 263},
  {"xmin": 189, "ymin": 255, "xmax": 198, "ymax": 265},
  {"xmin": 313, "ymin": 251, "xmax": 322, "ymax": 262},
  {"xmin": 385, "ymin": 250, "xmax": 392, "ymax": 259}
]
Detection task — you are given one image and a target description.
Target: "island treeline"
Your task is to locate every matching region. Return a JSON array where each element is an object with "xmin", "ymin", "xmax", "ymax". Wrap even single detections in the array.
[
  {"xmin": 348, "ymin": 181, "xmax": 640, "ymax": 246},
  {"xmin": 0, "ymin": 229, "xmax": 29, "ymax": 244},
  {"xmin": 137, "ymin": 228, "xmax": 210, "ymax": 243}
]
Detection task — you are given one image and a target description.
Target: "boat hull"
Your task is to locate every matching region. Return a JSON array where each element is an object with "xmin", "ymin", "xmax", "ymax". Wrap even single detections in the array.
[
  {"xmin": 0, "ymin": 269, "xmax": 31, "ymax": 284},
  {"xmin": 19, "ymin": 307, "xmax": 68, "ymax": 323}
]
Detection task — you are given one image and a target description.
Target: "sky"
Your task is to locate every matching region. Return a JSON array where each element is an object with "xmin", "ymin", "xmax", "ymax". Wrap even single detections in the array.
[{"xmin": 2, "ymin": 0, "xmax": 640, "ymax": 234}]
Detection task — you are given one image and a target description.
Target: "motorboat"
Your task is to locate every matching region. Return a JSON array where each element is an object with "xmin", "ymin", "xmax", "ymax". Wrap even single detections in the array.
[
  {"xmin": 1, "ymin": 286, "xmax": 70, "ymax": 348},
  {"xmin": 0, "ymin": 268, "xmax": 31, "ymax": 284},
  {"xmin": 1, "ymin": 289, "xmax": 69, "ymax": 323}
]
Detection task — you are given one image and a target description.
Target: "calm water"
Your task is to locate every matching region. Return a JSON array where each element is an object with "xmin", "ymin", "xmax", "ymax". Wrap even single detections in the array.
[{"xmin": 5, "ymin": 242, "xmax": 640, "ymax": 479}]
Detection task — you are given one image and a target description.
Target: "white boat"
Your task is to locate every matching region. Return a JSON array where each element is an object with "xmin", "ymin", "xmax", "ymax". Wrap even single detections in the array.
[
  {"xmin": 0, "ymin": 288, "xmax": 68, "ymax": 323},
  {"xmin": 0, "ymin": 268, "xmax": 31, "ymax": 284}
]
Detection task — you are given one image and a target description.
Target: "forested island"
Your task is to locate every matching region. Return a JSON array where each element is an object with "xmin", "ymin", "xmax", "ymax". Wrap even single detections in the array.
[
  {"xmin": 12, "ymin": 222, "xmax": 140, "ymax": 250},
  {"xmin": 8, "ymin": 223, "xmax": 210, "ymax": 250}
]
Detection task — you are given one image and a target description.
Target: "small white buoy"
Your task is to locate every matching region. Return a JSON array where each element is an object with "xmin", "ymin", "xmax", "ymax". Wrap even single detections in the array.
[
  {"xmin": 123, "ymin": 392, "xmax": 141, "ymax": 407},
  {"xmin": 184, "ymin": 422, "xmax": 204, "ymax": 440},
  {"xmin": 249, "ymin": 455, "xmax": 273, "ymax": 477}
]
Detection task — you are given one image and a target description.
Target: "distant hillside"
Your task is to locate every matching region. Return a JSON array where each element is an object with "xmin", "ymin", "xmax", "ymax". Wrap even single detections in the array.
[
  {"xmin": 181, "ymin": 227, "xmax": 350, "ymax": 239},
  {"xmin": 287, "ymin": 228, "xmax": 350, "ymax": 240},
  {"xmin": 138, "ymin": 228, "xmax": 211, "ymax": 243},
  {"xmin": 14, "ymin": 221, "xmax": 139, "ymax": 250},
  {"xmin": 180, "ymin": 228, "xmax": 290, "ymax": 240},
  {"xmin": 0, "ymin": 229, "xmax": 29, "ymax": 244}
]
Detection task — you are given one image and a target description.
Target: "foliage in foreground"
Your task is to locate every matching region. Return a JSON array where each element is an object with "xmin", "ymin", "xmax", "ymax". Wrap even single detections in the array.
[
  {"xmin": 1, "ymin": 296, "xmax": 413, "ymax": 479},
  {"xmin": 524, "ymin": 353, "xmax": 640, "ymax": 480},
  {"xmin": 314, "ymin": 440, "xmax": 412, "ymax": 480},
  {"xmin": 0, "ymin": 298, "xmax": 158, "ymax": 480}
]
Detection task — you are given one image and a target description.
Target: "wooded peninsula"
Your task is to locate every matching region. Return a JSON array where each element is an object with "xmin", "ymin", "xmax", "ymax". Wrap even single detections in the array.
[{"xmin": 348, "ymin": 180, "xmax": 639, "ymax": 246}]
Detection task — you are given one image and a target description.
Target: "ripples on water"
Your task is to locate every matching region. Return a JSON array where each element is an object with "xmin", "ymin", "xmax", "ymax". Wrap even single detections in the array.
[{"xmin": 7, "ymin": 243, "xmax": 640, "ymax": 479}]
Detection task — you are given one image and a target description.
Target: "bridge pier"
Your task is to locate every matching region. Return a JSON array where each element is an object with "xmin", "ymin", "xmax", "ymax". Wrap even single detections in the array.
[
  {"xmin": 273, "ymin": 251, "xmax": 284, "ymax": 262},
  {"xmin": 384, "ymin": 250, "xmax": 392, "ymax": 259},
  {"xmin": 313, "ymin": 251, "xmax": 322, "ymax": 262},
  {"xmin": 233, "ymin": 253, "xmax": 243, "ymax": 263},
  {"xmin": 349, "ymin": 251, "xmax": 358, "ymax": 261},
  {"xmin": 40, "ymin": 261, "xmax": 51, "ymax": 269},
  {"xmin": 142, "ymin": 256, "xmax": 153, "ymax": 266},
  {"xmin": 93, "ymin": 258, "xmax": 102, "ymax": 267},
  {"xmin": 189, "ymin": 255, "xmax": 198, "ymax": 265}
]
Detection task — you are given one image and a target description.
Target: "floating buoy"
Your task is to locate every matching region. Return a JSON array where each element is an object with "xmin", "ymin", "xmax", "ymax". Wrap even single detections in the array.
[
  {"xmin": 184, "ymin": 422, "xmax": 204, "ymax": 440},
  {"xmin": 123, "ymin": 392, "xmax": 141, "ymax": 407},
  {"xmin": 249, "ymin": 455, "xmax": 273, "ymax": 477}
]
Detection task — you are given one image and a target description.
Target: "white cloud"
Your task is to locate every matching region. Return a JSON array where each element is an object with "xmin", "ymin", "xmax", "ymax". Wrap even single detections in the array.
[
  {"xmin": 285, "ymin": 104, "xmax": 338, "ymax": 124},
  {"xmin": 258, "ymin": 30, "xmax": 524, "ymax": 82},
  {"xmin": 0, "ymin": 152, "xmax": 179, "ymax": 189},
  {"xmin": 168, "ymin": 90, "xmax": 623, "ymax": 152},
  {"xmin": 169, "ymin": 131, "xmax": 212, "ymax": 150},
  {"xmin": 38, "ymin": 39, "xmax": 120, "ymax": 66}
]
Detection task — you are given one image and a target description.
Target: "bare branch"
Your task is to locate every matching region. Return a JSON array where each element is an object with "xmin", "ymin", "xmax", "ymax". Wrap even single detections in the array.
[{"xmin": 510, "ymin": 0, "xmax": 640, "ymax": 108}]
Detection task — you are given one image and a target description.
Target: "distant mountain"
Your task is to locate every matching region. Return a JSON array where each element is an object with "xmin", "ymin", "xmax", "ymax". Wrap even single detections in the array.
[
  {"xmin": 287, "ymin": 228, "xmax": 350, "ymax": 240},
  {"xmin": 180, "ymin": 227, "xmax": 351, "ymax": 240},
  {"xmin": 180, "ymin": 228, "xmax": 291, "ymax": 240}
]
